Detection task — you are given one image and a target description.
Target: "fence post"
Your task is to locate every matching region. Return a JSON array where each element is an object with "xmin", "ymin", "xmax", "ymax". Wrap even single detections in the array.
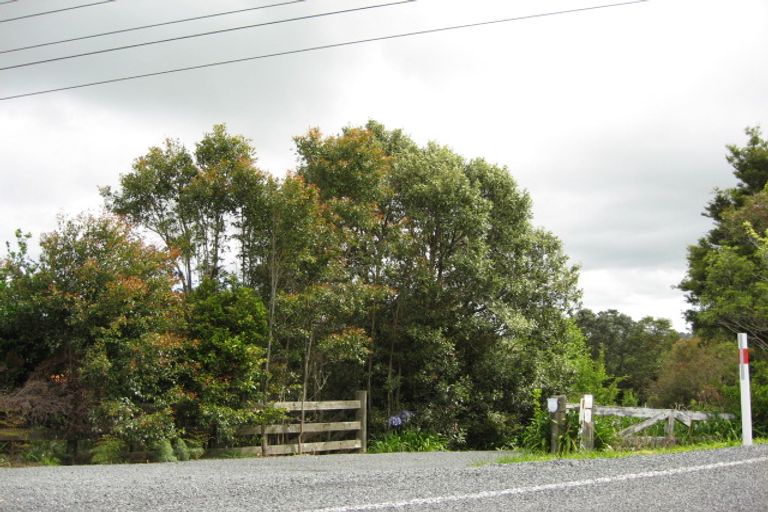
[
  {"xmin": 548, "ymin": 395, "xmax": 566, "ymax": 454},
  {"xmin": 579, "ymin": 394, "xmax": 594, "ymax": 451},
  {"xmin": 665, "ymin": 411, "xmax": 676, "ymax": 441},
  {"xmin": 356, "ymin": 390, "xmax": 367, "ymax": 454}
]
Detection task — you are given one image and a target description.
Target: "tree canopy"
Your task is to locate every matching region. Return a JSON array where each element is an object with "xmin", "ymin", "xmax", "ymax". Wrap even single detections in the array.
[
  {"xmin": 680, "ymin": 126, "xmax": 768, "ymax": 350},
  {"xmin": 2, "ymin": 121, "xmax": 602, "ymax": 453}
]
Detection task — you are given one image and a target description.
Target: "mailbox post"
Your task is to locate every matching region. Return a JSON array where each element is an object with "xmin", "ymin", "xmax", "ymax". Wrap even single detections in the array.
[{"xmin": 548, "ymin": 395, "xmax": 566, "ymax": 454}]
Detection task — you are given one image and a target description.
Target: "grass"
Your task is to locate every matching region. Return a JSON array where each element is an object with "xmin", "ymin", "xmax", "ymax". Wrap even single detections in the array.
[{"xmin": 487, "ymin": 438, "xmax": 767, "ymax": 466}]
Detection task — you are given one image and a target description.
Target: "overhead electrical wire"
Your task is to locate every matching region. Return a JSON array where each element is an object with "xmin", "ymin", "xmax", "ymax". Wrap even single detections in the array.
[
  {"xmin": 0, "ymin": 0, "xmax": 115, "ymax": 23},
  {"xmin": 0, "ymin": 0, "xmax": 648, "ymax": 102},
  {"xmin": 0, "ymin": 0, "xmax": 19, "ymax": 6},
  {"xmin": 1, "ymin": 0, "xmax": 304, "ymax": 55},
  {"xmin": 0, "ymin": 0, "xmax": 416, "ymax": 71}
]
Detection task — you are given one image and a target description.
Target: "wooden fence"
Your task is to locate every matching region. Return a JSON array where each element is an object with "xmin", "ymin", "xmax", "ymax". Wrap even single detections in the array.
[
  {"xmin": 1, "ymin": 391, "xmax": 368, "ymax": 459},
  {"xmin": 242, "ymin": 390, "xmax": 367, "ymax": 456},
  {"xmin": 552, "ymin": 395, "xmax": 736, "ymax": 451}
]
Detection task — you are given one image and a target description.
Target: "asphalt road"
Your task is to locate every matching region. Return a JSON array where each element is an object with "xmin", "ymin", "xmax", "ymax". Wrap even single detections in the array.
[{"xmin": 1, "ymin": 446, "xmax": 766, "ymax": 511}]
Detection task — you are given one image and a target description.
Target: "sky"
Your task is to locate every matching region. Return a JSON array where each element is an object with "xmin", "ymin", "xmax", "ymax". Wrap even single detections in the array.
[{"xmin": 1, "ymin": 0, "xmax": 767, "ymax": 331}]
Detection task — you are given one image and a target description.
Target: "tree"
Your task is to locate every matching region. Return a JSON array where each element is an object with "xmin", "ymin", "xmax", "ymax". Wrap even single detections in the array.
[
  {"xmin": 681, "ymin": 127, "xmax": 768, "ymax": 349},
  {"xmin": 178, "ymin": 279, "xmax": 269, "ymax": 445},
  {"xmin": 0, "ymin": 214, "xmax": 183, "ymax": 442},
  {"xmin": 103, "ymin": 124, "xmax": 265, "ymax": 291},
  {"xmin": 574, "ymin": 309, "xmax": 678, "ymax": 401},
  {"xmin": 101, "ymin": 139, "xmax": 198, "ymax": 292},
  {"xmin": 236, "ymin": 175, "xmax": 332, "ymax": 396},
  {"xmin": 649, "ymin": 338, "xmax": 735, "ymax": 408},
  {"xmin": 293, "ymin": 122, "xmax": 584, "ymax": 447}
]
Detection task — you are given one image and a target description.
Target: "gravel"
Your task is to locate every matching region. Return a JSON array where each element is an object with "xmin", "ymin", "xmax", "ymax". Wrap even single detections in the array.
[{"xmin": 1, "ymin": 445, "xmax": 766, "ymax": 511}]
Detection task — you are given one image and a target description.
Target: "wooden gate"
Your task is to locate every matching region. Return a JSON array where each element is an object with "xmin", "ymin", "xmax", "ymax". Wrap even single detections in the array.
[{"xmin": 257, "ymin": 390, "xmax": 367, "ymax": 456}]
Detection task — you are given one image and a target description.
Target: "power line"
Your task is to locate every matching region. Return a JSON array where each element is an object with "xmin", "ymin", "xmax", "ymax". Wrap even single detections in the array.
[
  {"xmin": 0, "ymin": 0, "xmax": 416, "ymax": 71},
  {"xmin": 0, "ymin": 0, "xmax": 649, "ymax": 102},
  {"xmin": 1, "ymin": 0, "xmax": 304, "ymax": 55},
  {"xmin": 0, "ymin": 0, "xmax": 115, "ymax": 23},
  {"xmin": 0, "ymin": 0, "xmax": 19, "ymax": 6}
]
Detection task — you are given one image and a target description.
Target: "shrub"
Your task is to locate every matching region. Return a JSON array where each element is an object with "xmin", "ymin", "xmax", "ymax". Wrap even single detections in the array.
[
  {"xmin": 172, "ymin": 438, "xmax": 190, "ymax": 461},
  {"xmin": 519, "ymin": 390, "xmax": 550, "ymax": 453},
  {"xmin": 90, "ymin": 437, "xmax": 128, "ymax": 464},
  {"xmin": 368, "ymin": 428, "xmax": 449, "ymax": 453},
  {"xmin": 22, "ymin": 440, "xmax": 67, "ymax": 466},
  {"xmin": 150, "ymin": 439, "xmax": 177, "ymax": 463},
  {"xmin": 519, "ymin": 390, "xmax": 620, "ymax": 454},
  {"xmin": 184, "ymin": 438, "xmax": 205, "ymax": 460}
]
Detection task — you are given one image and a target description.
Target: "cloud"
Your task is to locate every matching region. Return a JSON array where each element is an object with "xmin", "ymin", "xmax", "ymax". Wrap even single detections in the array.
[{"xmin": 1, "ymin": 0, "xmax": 767, "ymax": 332}]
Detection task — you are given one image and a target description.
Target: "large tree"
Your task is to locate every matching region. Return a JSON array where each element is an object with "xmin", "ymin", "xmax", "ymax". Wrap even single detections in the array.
[
  {"xmin": 294, "ymin": 122, "xmax": 584, "ymax": 446},
  {"xmin": 680, "ymin": 126, "xmax": 768, "ymax": 350}
]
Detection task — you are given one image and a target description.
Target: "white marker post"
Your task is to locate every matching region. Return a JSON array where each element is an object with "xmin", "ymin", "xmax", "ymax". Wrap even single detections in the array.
[
  {"xmin": 738, "ymin": 333, "xmax": 753, "ymax": 447},
  {"xmin": 579, "ymin": 394, "xmax": 594, "ymax": 450}
]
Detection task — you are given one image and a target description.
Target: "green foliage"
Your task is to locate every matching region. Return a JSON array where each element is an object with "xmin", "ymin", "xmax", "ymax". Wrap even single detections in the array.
[
  {"xmin": 518, "ymin": 390, "xmax": 551, "ymax": 453},
  {"xmin": 3, "ymin": 121, "xmax": 589, "ymax": 456},
  {"xmin": 649, "ymin": 338, "xmax": 735, "ymax": 408},
  {"xmin": 151, "ymin": 438, "xmax": 177, "ymax": 463},
  {"xmin": 90, "ymin": 437, "xmax": 128, "ymax": 464},
  {"xmin": 1, "ymin": 215, "xmax": 183, "ymax": 440},
  {"xmin": 185, "ymin": 438, "xmax": 206, "ymax": 460},
  {"xmin": 723, "ymin": 360, "xmax": 768, "ymax": 437},
  {"xmin": 179, "ymin": 279, "xmax": 269, "ymax": 444},
  {"xmin": 22, "ymin": 440, "xmax": 67, "ymax": 466},
  {"xmin": 681, "ymin": 126, "xmax": 768, "ymax": 344},
  {"xmin": 172, "ymin": 438, "xmax": 190, "ymax": 461},
  {"xmin": 92, "ymin": 400, "xmax": 177, "ymax": 447},
  {"xmin": 368, "ymin": 427, "xmax": 449, "ymax": 453},
  {"xmin": 575, "ymin": 309, "xmax": 678, "ymax": 402}
]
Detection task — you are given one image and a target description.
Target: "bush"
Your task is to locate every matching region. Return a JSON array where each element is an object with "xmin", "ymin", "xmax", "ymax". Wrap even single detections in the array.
[
  {"xmin": 172, "ymin": 438, "xmax": 190, "ymax": 461},
  {"xmin": 519, "ymin": 390, "xmax": 620, "ymax": 454},
  {"xmin": 151, "ymin": 439, "xmax": 177, "ymax": 463},
  {"xmin": 368, "ymin": 428, "xmax": 449, "ymax": 453},
  {"xmin": 22, "ymin": 440, "xmax": 67, "ymax": 466},
  {"xmin": 91, "ymin": 438, "xmax": 128, "ymax": 464},
  {"xmin": 184, "ymin": 438, "xmax": 205, "ymax": 460},
  {"xmin": 519, "ymin": 390, "xmax": 550, "ymax": 453}
]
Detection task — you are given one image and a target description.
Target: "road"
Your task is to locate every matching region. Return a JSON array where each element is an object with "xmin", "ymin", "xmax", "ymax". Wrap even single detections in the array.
[{"xmin": 1, "ymin": 445, "xmax": 766, "ymax": 511}]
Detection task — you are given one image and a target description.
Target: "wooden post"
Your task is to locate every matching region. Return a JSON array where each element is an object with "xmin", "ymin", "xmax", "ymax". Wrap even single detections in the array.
[
  {"xmin": 261, "ymin": 424, "xmax": 268, "ymax": 457},
  {"xmin": 548, "ymin": 395, "xmax": 566, "ymax": 454},
  {"xmin": 579, "ymin": 394, "xmax": 594, "ymax": 451},
  {"xmin": 665, "ymin": 411, "xmax": 676, "ymax": 441},
  {"xmin": 356, "ymin": 390, "xmax": 367, "ymax": 454}
]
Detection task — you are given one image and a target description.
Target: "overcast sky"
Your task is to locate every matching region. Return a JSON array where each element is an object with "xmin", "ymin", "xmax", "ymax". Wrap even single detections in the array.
[{"xmin": 1, "ymin": 0, "xmax": 767, "ymax": 331}]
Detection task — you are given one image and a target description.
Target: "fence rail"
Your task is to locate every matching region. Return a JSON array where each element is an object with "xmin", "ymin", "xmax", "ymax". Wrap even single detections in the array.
[
  {"xmin": 1, "ymin": 392, "xmax": 368, "ymax": 459},
  {"xmin": 259, "ymin": 390, "xmax": 367, "ymax": 456},
  {"xmin": 555, "ymin": 397, "xmax": 736, "ymax": 451}
]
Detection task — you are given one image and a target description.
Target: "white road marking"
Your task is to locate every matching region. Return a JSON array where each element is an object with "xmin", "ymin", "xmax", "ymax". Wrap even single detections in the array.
[{"xmin": 306, "ymin": 455, "xmax": 768, "ymax": 511}]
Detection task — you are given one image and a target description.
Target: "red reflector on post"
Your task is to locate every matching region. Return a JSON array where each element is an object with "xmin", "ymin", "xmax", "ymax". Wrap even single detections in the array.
[{"xmin": 741, "ymin": 348, "xmax": 750, "ymax": 365}]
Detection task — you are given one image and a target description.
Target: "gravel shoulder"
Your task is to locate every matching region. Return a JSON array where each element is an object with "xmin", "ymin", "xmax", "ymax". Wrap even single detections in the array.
[{"xmin": 1, "ymin": 445, "xmax": 766, "ymax": 511}]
